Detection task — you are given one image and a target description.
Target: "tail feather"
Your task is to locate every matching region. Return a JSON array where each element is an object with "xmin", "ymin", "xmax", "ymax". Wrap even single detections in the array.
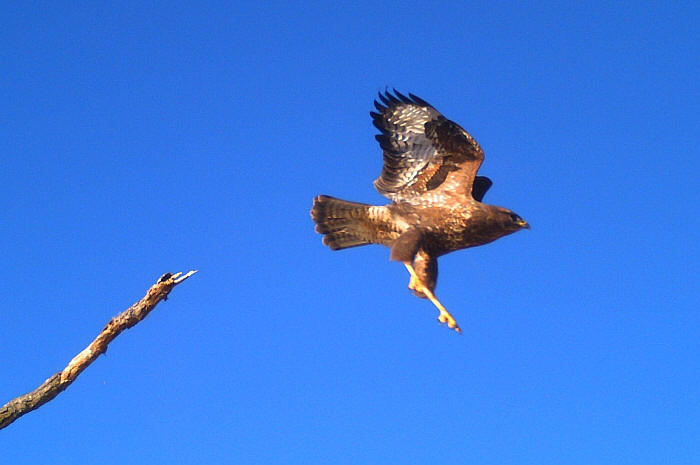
[{"xmin": 311, "ymin": 195, "xmax": 376, "ymax": 250}]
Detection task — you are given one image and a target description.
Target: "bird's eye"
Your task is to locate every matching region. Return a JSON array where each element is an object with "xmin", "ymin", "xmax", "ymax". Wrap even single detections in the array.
[{"xmin": 510, "ymin": 213, "xmax": 521, "ymax": 222}]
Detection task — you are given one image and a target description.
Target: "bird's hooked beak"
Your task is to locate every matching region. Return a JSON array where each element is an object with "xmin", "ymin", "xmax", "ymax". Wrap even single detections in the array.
[{"xmin": 517, "ymin": 219, "xmax": 531, "ymax": 230}]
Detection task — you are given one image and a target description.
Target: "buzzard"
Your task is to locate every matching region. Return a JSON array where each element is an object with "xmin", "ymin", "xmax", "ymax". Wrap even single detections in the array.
[{"xmin": 311, "ymin": 90, "xmax": 529, "ymax": 332}]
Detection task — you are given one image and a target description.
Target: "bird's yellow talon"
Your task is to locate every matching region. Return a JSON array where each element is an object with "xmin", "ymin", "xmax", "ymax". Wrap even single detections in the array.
[{"xmin": 404, "ymin": 262, "xmax": 461, "ymax": 332}]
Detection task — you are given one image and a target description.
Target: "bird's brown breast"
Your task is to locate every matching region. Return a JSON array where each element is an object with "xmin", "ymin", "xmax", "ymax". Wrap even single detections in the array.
[{"xmin": 389, "ymin": 201, "xmax": 509, "ymax": 256}]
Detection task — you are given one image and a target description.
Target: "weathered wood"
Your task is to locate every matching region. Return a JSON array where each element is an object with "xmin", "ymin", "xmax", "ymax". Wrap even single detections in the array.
[{"xmin": 0, "ymin": 270, "xmax": 197, "ymax": 430}]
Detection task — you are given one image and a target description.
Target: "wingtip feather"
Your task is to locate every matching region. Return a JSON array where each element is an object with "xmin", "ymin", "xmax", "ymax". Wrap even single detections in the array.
[
  {"xmin": 408, "ymin": 92, "xmax": 431, "ymax": 107},
  {"xmin": 393, "ymin": 89, "xmax": 411, "ymax": 103}
]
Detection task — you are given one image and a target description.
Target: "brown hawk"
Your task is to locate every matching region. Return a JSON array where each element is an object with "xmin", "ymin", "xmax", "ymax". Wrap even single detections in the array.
[{"xmin": 311, "ymin": 90, "xmax": 529, "ymax": 332}]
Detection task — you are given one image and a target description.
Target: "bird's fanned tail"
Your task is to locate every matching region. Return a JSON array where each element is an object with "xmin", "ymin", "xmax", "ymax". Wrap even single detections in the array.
[
  {"xmin": 311, "ymin": 195, "xmax": 373, "ymax": 250},
  {"xmin": 311, "ymin": 195, "xmax": 395, "ymax": 250}
]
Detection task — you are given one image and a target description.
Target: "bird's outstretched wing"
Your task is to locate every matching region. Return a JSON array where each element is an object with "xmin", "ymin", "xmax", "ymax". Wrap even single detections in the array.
[{"xmin": 371, "ymin": 90, "xmax": 486, "ymax": 202}]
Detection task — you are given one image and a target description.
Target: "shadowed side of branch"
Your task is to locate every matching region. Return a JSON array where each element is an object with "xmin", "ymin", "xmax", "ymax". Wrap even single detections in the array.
[{"xmin": 0, "ymin": 270, "xmax": 197, "ymax": 430}]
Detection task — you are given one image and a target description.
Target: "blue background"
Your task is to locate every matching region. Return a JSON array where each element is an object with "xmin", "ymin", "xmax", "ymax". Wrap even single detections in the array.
[{"xmin": 2, "ymin": 2, "xmax": 698, "ymax": 463}]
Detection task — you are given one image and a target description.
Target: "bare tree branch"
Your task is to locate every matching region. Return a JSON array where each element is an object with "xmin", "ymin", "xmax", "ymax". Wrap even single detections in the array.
[{"xmin": 0, "ymin": 270, "xmax": 198, "ymax": 430}]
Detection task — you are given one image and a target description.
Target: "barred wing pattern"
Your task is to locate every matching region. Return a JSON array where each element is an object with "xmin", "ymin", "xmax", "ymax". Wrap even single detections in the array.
[{"xmin": 371, "ymin": 90, "xmax": 486, "ymax": 202}]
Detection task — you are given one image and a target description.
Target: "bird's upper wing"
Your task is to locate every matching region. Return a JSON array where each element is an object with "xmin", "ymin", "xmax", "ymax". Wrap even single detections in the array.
[{"xmin": 371, "ymin": 90, "xmax": 485, "ymax": 201}]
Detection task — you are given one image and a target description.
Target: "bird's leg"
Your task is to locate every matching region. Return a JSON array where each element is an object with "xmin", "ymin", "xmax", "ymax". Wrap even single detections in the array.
[
  {"xmin": 407, "ymin": 272, "xmax": 424, "ymax": 297},
  {"xmin": 403, "ymin": 262, "xmax": 461, "ymax": 333}
]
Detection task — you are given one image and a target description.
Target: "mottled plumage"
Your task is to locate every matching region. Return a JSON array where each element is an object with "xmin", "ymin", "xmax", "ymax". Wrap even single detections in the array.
[{"xmin": 311, "ymin": 90, "xmax": 529, "ymax": 332}]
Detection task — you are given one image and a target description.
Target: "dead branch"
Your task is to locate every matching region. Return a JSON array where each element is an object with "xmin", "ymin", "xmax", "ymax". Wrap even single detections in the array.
[{"xmin": 0, "ymin": 270, "xmax": 197, "ymax": 430}]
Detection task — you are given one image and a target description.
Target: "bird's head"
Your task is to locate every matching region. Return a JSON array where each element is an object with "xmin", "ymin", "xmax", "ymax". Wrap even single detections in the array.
[{"xmin": 494, "ymin": 207, "xmax": 530, "ymax": 232}]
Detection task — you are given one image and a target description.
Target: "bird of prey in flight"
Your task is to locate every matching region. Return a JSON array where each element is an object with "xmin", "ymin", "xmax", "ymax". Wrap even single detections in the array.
[{"xmin": 311, "ymin": 90, "xmax": 529, "ymax": 332}]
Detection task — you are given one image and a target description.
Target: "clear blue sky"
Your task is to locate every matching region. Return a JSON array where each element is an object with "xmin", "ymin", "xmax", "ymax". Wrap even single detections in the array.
[{"xmin": 2, "ymin": 2, "xmax": 698, "ymax": 463}]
